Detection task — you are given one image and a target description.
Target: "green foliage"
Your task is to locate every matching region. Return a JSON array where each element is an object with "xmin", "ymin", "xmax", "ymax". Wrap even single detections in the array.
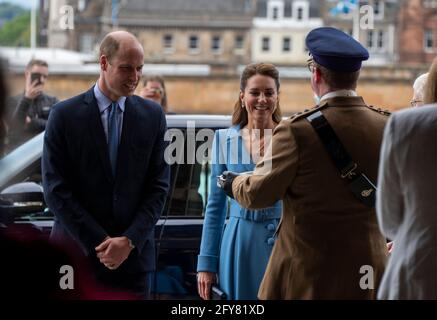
[{"xmin": 0, "ymin": 12, "xmax": 31, "ymax": 47}]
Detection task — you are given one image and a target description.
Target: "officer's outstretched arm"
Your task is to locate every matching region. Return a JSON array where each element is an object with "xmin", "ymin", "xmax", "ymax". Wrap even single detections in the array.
[{"xmin": 232, "ymin": 120, "xmax": 299, "ymax": 209}]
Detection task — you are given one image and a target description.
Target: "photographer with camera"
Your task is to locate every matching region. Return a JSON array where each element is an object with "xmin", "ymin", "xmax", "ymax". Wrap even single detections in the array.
[
  {"xmin": 7, "ymin": 59, "xmax": 58, "ymax": 149},
  {"xmin": 140, "ymin": 75, "xmax": 173, "ymax": 114}
]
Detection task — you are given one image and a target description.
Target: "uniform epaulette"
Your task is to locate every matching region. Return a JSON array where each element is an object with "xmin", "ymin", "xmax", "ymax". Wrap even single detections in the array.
[
  {"xmin": 289, "ymin": 104, "xmax": 327, "ymax": 123},
  {"xmin": 365, "ymin": 105, "xmax": 391, "ymax": 116}
]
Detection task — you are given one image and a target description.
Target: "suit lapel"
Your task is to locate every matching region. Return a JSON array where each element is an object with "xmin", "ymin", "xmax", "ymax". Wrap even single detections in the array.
[{"xmin": 85, "ymin": 87, "xmax": 114, "ymax": 184}]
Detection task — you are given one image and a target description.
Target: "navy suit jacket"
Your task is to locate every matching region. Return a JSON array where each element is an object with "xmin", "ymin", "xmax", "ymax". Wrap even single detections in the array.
[{"xmin": 42, "ymin": 86, "xmax": 170, "ymax": 275}]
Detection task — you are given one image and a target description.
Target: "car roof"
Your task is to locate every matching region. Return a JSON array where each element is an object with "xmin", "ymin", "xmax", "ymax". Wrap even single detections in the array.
[
  {"xmin": 0, "ymin": 114, "xmax": 232, "ymax": 189},
  {"xmin": 166, "ymin": 114, "xmax": 231, "ymax": 128}
]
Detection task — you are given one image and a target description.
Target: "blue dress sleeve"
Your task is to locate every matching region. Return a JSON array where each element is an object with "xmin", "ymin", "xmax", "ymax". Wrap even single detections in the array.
[{"xmin": 197, "ymin": 130, "xmax": 228, "ymax": 273}]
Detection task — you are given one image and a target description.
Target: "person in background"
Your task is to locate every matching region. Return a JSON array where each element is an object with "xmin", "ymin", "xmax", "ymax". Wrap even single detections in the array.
[
  {"xmin": 377, "ymin": 102, "xmax": 437, "ymax": 299},
  {"xmin": 411, "ymin": 73, "xmax": 428, "ymax": 107},
  {"xmin": 423, "ymin": 57, "xmax": 437, "ymax": 105},
  {"xmin": 7, "ymin": 59, "xmax": 58, "ymax": 149},
  {"xmin": 140, "ymin": 75, "xmax": 171, "ymax": 113},
  {"xmin": 386, "ymin": 59, "xmax": 437, "ymax": 255},
  {"xmin": 1, "ymin": 57, "xmax": 137, "ymax": 300},
  {"xmin": 197, "ymin": 63, "xmax": 282, "ymax": 300}
]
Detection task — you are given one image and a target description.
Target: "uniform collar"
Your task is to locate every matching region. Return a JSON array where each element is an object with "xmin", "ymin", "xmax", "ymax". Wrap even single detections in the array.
[{"xmin": 320, "ymin": 90, "xmax": 357, "ymax": 103}]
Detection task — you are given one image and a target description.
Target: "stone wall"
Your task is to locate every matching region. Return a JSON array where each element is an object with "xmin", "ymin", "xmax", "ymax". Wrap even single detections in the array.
[{"xmin": 7, "ymin": 72, "xmax": 414, "ymax": 116}]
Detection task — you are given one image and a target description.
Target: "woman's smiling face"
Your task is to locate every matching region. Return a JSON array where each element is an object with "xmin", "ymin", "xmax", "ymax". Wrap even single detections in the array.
[{"xmin": 240, "ymin": 74, "xmax": 278, "ymax": 125}]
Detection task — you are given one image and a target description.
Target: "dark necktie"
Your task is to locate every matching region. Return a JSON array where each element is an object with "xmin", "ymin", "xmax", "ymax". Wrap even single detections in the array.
[{"xmin": 108, "ymin": 102, "xmax": 119, "ymax": 177}]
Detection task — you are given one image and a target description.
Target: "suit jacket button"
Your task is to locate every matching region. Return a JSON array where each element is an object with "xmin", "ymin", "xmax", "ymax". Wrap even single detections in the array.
[{"xmin": 267, "ymin": 237, "xmax": 275, "ymax": 246}]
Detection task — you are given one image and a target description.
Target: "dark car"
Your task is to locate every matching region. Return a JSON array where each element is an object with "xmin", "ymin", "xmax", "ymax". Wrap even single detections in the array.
[{"xmin": 0, "ymin": 114, "xmax": 231, "ymax": 299}]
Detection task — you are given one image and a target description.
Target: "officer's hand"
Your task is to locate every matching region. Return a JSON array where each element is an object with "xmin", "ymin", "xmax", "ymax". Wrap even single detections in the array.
[{"xmin": 217, "ymin": 171, "xmax": 239, "ymax": 199}]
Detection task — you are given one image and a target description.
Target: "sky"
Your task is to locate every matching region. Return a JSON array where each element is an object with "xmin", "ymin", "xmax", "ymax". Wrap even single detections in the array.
[{"xmin": 0, "ymin": 0, "xmax": 35, "ymax": 9}]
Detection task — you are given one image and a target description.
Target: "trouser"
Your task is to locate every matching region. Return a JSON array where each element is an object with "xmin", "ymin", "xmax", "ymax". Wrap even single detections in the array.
[{"xmin": 97, "ymin": 270, "xmax": 153, "ymax": 300}]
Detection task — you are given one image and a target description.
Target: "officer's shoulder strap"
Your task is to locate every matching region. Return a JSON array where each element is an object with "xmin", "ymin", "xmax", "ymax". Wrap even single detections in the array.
[
  {"xmin": 365, "ymin": 105, "xmax": 391, "ymax": 116},
  {"xmin": 289, "ymin": 104, "xmax": 327, "ymax": 123}
]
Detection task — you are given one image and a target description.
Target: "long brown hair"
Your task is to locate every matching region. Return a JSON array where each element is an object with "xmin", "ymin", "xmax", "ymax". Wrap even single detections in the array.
[
  {"xmin": 232, "ymin": 63, "xmax": 282, "ymax": 127},
  {"xmin": 424, "ymin": 57, "xmax": 437, "ymax": 105}
]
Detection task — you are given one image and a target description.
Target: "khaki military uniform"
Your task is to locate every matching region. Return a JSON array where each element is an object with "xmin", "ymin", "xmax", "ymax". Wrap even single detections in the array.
[{"xmin": 232, "ymin": 96, "xmax": 389, "ymax": 299}]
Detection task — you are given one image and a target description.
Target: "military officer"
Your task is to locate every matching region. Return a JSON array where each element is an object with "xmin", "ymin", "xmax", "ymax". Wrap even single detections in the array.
[{"xmin": 219, "ymin": 27, "xmax": 389, "ymax": 299}]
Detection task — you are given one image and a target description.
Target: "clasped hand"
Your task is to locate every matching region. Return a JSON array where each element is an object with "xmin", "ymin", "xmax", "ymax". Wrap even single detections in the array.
[{"xmin": 95, "ymin": 236, "xmax": 133, "ymax": 270}]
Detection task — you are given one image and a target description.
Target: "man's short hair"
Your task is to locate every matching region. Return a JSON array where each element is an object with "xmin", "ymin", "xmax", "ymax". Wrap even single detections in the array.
[
  {"xmin": 26, "ymin": 59, "xmax": 48, "ymax": 70},
  {"xmin": 314, "ymin": 61, "xmax": 360, "ymax": 90},
  {"xmin": 99, "ymin": 34, "xmax": 120, "ymax": 62}
]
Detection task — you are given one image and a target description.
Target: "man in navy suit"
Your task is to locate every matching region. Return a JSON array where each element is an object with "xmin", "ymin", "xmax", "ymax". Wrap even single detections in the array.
[{"xmin": 42, "ymin": 31, "xmax": 170, "ymax": 298}]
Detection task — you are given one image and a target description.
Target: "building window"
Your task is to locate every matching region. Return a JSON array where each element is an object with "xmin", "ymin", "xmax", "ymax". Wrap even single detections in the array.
[
  {"xmin": 262, "ymin": 37, "xmax": 270, "ymax": 52},
  {"xmin": 163, "ymin": 34, "xmax": 173, "ymax": 52},
  {"xmin": 425, "ymin": 30, "xmax": 434, "ymax": 50},
  {"xmin": 189, "ymin": 35, "xmax": 199, "ymax": 52},
  {"xmin": 293, "ymin": 1, "xmax": 309, "ymax": 21},
  {"xmin": 377, "ymin": 30, "xmax": 384, "ymax": 49},
  {"xmin": 374, "ymin": 0, "xmax": 381, "ymax": 15},
  {"xmin": 235, "ymin": 35, "xmax": 244, "ymax": 50},
  {"xmin": 297, "ymin": 7, "xmax": 303, "ymax": 20},
  {"xmin": 273, "ymin": 7, "xmax": 279, "ymax": 20},
  {"xmin": 283, "ymin": 37, "xmax": 291, "ymax": 52},
  {"xmin": 367, "ymin": 30, "xmax": 374, "ymax": 48},
  {"xmin": 268, "ymin": 1, "xmax": 284, "ymax": 20},
  {"xmin": 211, "ymin": 35, "xmax": 221, "ymax": 53}
]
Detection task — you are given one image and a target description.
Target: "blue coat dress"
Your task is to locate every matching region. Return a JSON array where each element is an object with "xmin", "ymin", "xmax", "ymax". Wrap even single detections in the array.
[{"xmin": 197, "ymin": 126, "xmax": 282, "ymax": 300}]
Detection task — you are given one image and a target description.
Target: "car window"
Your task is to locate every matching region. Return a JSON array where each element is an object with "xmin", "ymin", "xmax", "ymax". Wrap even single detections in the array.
[
  {"xmin": 164, "ymin": 128, "xmax": 214, "ymax": 218},
  {"xmin": 1, "ymin": 124, "xmax": 228, "ymax": 221}
]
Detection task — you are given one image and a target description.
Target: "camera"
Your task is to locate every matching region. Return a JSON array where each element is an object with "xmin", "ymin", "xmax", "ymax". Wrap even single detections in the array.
[{"xmin": 30, "ymin": 73, "xmax": 42, "ymax": 85}]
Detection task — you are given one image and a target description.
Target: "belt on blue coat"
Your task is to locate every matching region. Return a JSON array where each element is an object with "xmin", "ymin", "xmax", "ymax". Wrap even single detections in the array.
[{"xmin": 229, "ymin": 208, "xmax": 281, "ymax": 222}]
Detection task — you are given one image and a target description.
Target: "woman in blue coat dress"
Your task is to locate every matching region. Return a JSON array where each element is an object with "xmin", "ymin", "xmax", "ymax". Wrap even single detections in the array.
[{"xmin": 197, "ymin": 63, "xmax": 283, "ymax": 300}]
